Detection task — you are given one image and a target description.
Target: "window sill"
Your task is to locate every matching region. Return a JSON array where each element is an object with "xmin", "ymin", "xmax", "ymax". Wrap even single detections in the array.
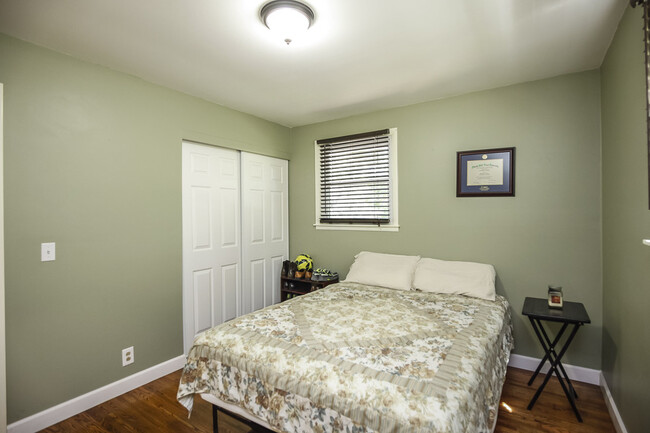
[{"xmin": 313, "ymin": 223, "xmax": 400, "ymax": 232}]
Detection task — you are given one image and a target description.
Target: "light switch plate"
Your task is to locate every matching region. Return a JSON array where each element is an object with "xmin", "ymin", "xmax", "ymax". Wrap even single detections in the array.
[{"xmin": 41, "ymin": 242, "xmax": 55, "ymax": 261}]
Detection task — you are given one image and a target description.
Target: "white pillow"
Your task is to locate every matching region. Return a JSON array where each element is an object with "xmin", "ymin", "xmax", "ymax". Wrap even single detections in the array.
[
  {"xmin": 344, "ymin": 251, "xmax": 420, "ymax": 291},
  {"xmin": 413, "ymin": 258, "xmax": 496, "ymax": 301}
]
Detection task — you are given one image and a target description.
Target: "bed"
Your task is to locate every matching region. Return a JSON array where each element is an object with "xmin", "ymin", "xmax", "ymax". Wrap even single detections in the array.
[{"xmin": 178, "ymin": 253, "xmax": 513, "ymax": 433}]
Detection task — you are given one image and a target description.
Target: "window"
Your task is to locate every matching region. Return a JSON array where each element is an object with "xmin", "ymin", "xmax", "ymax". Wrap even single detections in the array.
[{"xmin": 314, "ymin": 128, "xmax": 398, "ymax": 231}]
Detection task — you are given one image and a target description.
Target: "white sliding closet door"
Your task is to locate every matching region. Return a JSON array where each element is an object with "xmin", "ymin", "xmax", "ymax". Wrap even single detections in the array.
[
  {"xmin": 241, "ymin": 153, "xmax": 289, "ymax": 314},
  {"xmin": 182, "ymin": 142, "xmax": 241, "ymax": 353}
]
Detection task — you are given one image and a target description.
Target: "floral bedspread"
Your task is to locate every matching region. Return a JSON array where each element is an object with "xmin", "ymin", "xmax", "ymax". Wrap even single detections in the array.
[{"xmin": 178, "ymin": 283, "xmax": 513, "ymax": 433}]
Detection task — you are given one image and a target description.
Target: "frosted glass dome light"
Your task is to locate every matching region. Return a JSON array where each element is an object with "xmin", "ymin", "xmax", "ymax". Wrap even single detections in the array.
[{"xmin": 260, "ymin": 0, "xmax": 314, "ymax": 45}]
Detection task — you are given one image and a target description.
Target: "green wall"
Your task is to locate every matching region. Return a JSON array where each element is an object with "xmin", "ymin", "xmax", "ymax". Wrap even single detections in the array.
[
  {"xmin": 0, "ymin": 33, "xmax": 290, "ymax": 423},
  {"xmin": 601, "ymin": 6, "xmax": 650, "ymax": 433},
  {"xmin": 289, "ymin": 71, "xmax": 603, "ymax": 369}
]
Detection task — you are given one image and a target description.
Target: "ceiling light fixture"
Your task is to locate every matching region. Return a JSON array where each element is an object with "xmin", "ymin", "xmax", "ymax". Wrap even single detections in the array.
[{"xmin": 260, "ymin": 0, "xmax": 314, "ymax": 45}]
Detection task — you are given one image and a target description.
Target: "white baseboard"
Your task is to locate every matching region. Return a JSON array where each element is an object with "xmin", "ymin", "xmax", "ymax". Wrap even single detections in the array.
[
  {"xmin": 600, "ymin": 372, "xmax": 628, "ymax": 433},
  {"xmin": 508, "ymin": 353, "xmax": 601, "ymax": 385},
  {"xmin": 7, "ymin": 355, "xmax": 186, "ymax": 433}
]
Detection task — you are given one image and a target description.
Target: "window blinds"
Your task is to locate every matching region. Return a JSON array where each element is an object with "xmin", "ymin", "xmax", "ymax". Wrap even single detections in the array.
[{"xmin": 317, "ymin": 129, "xmax": 391, "ymax": 224}]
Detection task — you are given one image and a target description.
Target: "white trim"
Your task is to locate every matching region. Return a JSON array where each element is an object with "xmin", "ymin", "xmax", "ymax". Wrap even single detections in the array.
[
  {"xmin": 313, "ymin": 223, "xmax": 400, "ymax": 232},
  {"xmin": 507, "ymin": 353, "xmax": 600, "ymax": 385},
  {"xmin": 7, "ymin": 355, "xmax": 186, "ymax": 433},
  {"xmin": 0, "ymin": 82, "xmax": 6, "ymax": 433},
  {"xmin": 600, "ymin": 372, "xmax": 628, "ymax": 433}
]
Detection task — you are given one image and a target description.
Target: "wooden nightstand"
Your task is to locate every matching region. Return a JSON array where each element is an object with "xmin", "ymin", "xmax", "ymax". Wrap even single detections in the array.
[{"xmin": 280, "ymin": 275, "xmax": 339, "ymax": 301}]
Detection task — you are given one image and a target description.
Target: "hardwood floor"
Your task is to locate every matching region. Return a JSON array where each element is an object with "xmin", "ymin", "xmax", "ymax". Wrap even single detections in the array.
[
  {"xmin": 496, "ymin": 368, "xmax": 615, "ymax": 433},
  {"xmin": 40, "ymin": 367, "xmax": 615, "ymax": 433}
]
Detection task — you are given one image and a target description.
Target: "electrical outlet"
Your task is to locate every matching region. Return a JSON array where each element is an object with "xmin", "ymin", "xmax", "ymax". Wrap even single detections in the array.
[{"xmin": 122, "ymin": 346, "xmax": 134, "ymax": 366}]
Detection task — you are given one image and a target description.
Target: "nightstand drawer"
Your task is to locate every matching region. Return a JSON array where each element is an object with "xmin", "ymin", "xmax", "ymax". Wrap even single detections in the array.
[{"xmin": 280, "ymin": 276, "xmax": 338, "ymax": 301}]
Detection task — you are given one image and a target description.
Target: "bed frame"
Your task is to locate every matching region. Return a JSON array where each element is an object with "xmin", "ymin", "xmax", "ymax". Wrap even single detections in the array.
[
  {"xmin": 211, "ymin": 405, "xmax": 276, "ymax": 433},
  {"xmin": 203, "ymin": 394, "xmax": 276, "ymax": 433}
]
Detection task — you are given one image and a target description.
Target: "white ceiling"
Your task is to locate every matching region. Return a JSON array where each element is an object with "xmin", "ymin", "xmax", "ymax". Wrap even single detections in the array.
[{"xmin": 0, "ymin": 0, "xmax": 627, "ymax": 127}]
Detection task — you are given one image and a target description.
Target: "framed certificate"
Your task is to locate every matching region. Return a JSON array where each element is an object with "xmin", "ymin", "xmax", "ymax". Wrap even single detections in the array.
[{"xmin": 456, "ymin": 147, "xmax": 515, "ymax": 197}]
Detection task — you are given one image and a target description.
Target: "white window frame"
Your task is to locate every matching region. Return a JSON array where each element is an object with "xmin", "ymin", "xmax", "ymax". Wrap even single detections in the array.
[{"xmin": 314, "ymin": 127, "xmax": 399, "ymax": 232}]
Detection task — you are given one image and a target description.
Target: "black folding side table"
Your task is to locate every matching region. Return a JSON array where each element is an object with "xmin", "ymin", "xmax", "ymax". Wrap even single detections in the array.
[{"xmin": 521, "ymin": 297, "xmax": 591, "ymax": 422}]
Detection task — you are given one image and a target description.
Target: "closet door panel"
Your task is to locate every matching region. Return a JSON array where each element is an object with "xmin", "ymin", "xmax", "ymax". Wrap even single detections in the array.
[
  {"xmin": 182, "ymin": 142, "xmax": 241, "ymax": 353},
  {"xmin": 220, "ymin": 189, "xmax": 239, "ymax": 247},
  {"xmin": 221, "ymin": 263, "xmax": 239, "ymax": 322},
  {"xmin": 250, "ymin": 190, "xmax": 265, "ymax": 243},
  {"xmin": 271, "ymin": 191, "xmax": 284, "ymax": 241},
  {"xmin": 241, "ymin": 153, "xmax": 289, "ymax": 313},
  {"xmin": 183, "ymin": 144, "xmax": 288, "ymax": 353},
  {"xmin": 251, "ymin": 259, "xmax": 266, "ymax": 312},
  {"xmin": 270, "ymin": 255, "xmax": 284, "ymax": 305},
  {"xmin": 193, "ymin": 269, "xmax": 213, "ymax": 334},
  {"xmin": 191, "ymin": 187, "xmax": 211, "ymax": 249}
]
